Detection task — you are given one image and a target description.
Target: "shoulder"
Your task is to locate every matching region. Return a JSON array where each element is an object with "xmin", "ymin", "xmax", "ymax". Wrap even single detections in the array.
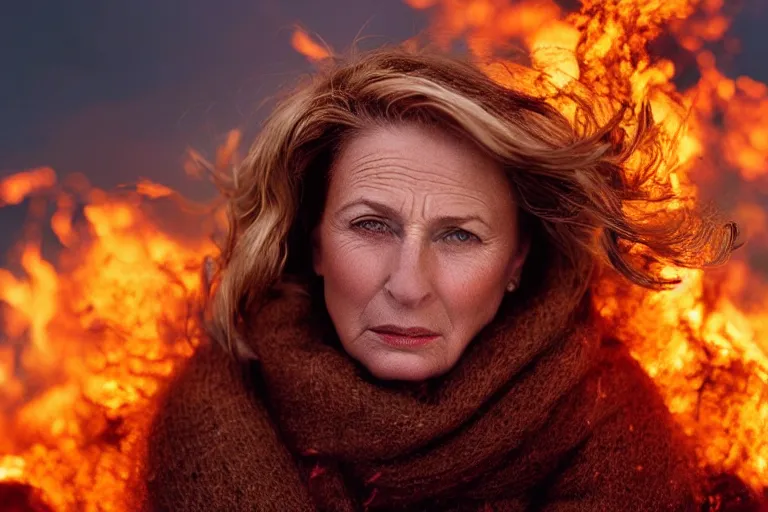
[
  {"xmin": 595, "ymin": 338, "xmax": 674, "ymax": 414},
  {"xmin": 593, "ymin": 338, "xmax": 694, "ymax": 458},
  {"xmin": 142, "ymin": 343, "xmax": 313, "ymax": 511},
  {"xmin": 538, "ymin": 339, "xmax": 702, "ymax": 511},
  {"xmin": 147, "ymin": 342, "xmax": 266, "ymax": 462}
]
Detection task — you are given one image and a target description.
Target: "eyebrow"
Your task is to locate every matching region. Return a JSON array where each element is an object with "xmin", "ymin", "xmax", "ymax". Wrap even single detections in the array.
[{"xmin": 337, "ymin": 198, "xmax": 491, "ymax": 229}]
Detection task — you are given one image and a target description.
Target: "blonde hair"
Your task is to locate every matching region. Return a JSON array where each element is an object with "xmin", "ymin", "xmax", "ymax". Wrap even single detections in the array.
[{"xmin": 208, "ymin": 45, "xmax": 738, "ymax": 358}]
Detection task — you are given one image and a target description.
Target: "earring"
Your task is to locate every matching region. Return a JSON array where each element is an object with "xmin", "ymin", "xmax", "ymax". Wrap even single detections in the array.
[{"xmin": 506, "ymin": 279, "xmax": 519, "ymax": 292}]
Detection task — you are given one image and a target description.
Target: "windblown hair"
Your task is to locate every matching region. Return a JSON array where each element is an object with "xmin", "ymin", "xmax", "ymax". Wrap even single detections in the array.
[{"xmin": 207, "ymin": 45, "xmax": 738, "ymax": 358}]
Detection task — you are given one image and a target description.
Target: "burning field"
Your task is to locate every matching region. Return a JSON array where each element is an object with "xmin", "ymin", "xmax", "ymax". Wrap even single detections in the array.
[{"xmin": 1, "ymin": 0, "xmax": 767, "ymax": 510}]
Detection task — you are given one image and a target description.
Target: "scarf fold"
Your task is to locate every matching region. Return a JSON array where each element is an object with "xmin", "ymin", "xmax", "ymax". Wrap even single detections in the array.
[
  {"xmin": 244, "ymin": 258, "xmax": 604, "ymax": 511},
  {"xmin": 144, "ymin": 254, "xmax": 701, "ymax": 512}
]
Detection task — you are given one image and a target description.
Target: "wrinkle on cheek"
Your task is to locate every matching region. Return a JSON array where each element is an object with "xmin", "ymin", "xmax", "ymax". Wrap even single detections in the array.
[
  {"xmin": 333, "ymin": 238, "xmax": 361, "ymax": 255},
  {"xmin": 438, "ymin": 251, "xmax": 508, "ymax": 295},
  {"xmin": 324, "ymin": 225, "xmax": 393, "ymax": 269},
  {"xmin": 326, "ymin": 229, "xmax": 371, "ymax": 255}
]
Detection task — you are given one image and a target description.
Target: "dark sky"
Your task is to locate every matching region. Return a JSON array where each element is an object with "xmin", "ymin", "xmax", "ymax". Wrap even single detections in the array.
[
  {"xmin": 1, "ymin": 0, "xmax": 766, "ymax": 253},
  {"xmin": 1, "ymin": 0, "xmax": 427, "ymax": 192}
]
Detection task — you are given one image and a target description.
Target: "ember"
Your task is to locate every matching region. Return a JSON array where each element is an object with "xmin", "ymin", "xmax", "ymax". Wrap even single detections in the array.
[{"xmin": 1, "ymin": 0, "xmax": 767, "ymax": 510}]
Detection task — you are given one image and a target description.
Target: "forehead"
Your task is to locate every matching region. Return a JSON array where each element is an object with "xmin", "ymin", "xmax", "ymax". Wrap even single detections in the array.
[{"xmin": 329, "ymin": 124, "xmax": 511, "ymax": 203}]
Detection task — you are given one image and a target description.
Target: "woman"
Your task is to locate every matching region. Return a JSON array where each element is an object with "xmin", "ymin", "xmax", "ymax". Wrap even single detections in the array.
[{"xmin": 143, "ymin": 46, "xmax": 737, "ymax": 511}]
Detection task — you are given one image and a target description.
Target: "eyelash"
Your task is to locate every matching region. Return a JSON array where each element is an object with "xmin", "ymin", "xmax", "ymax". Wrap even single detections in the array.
[{"xmin": 351, "ymin": 219, "xmax": 480, "ymax": 244}]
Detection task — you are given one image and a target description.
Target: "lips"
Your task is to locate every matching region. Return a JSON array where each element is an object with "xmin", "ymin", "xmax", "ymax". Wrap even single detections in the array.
[
  {"xmin": 369, "ymin": 325, "xmax": 440, "ymax": 349},
  {"xmin": 370, "ymin": 325, "xmax": 439, "ymax": 337}
]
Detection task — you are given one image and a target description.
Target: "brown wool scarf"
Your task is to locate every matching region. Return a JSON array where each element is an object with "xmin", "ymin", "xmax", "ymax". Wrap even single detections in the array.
[{"xmin": 144, "ymin": 257, "xmax": 701, "ymax": 511}]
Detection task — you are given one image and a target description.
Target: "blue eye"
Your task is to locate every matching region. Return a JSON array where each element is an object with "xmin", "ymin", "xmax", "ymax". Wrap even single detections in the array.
[
  {"xmin": 353, "ymin": 219, "xmax": 390, "ymax": 233},
  {"xmin": 444, "ymin": 230, "xmax": 478, "ymax": 243}
]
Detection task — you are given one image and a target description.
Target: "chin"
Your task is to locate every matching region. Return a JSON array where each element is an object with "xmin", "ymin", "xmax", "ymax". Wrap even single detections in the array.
[{"xmin": 359, "ymin": 351, "xmax": 448, "ymax": 382}]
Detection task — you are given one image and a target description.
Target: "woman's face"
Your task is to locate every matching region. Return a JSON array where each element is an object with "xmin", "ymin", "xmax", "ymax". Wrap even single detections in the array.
[{"xmin": 313, "ymin": 123, "xmax": 528, "ymax": 381}]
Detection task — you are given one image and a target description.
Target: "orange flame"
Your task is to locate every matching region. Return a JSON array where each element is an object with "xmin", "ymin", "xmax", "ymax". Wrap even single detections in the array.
[
  {"xmin": 291, "ymin": 27, "xmax": 332, "ymax": 62},
  {"xmin": 135, "ymin": 180, "xmax": 175, "ymax": 200},
  {"xmin": 411, "ymin": 0, "xmax": 768, "ymax": 497},
  {"xmin": 0, "ymin": 167, "xmax": 56, "ymax": 206},
  {"xmin": 0, "ymin": 173, "xmax": 219, "ymax": 509},
  {"xmin": 1, "ymin": 0, "xmax": 767, "ymax": 509}
]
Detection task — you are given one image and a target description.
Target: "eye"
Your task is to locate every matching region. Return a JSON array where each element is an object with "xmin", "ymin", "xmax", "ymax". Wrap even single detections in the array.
[
  {"xmin": 444, "ymin": 229, "xmax": 479, "ymax": 244},
  {"xmin": 352, "ymin": 219, "xmax": 390, "ymax": 234}
]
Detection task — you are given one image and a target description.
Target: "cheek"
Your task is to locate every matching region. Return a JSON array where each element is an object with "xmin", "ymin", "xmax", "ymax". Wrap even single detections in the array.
[
  {"xmin": 436, "ymin": 251, "xmax": 509, "ymax": 314},
  {"xmin": 321, "ymin": 233, "xmax": 386, "ymax": 305}
]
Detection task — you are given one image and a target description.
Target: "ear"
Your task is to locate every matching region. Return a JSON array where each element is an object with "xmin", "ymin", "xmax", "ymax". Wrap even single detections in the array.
[
  {"xmin": 508, "ymin": 234, "xmax": 531, "ymax": 283},
  {"xmin": 311, "ymin": 225, "xmax": 324, "ymax": 276}
]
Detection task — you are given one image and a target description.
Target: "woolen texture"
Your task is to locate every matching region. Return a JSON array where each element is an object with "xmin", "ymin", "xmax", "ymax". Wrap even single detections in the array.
[{"xmin": 143, "ymin": 258, "xmax": 701, "ymax": 511}]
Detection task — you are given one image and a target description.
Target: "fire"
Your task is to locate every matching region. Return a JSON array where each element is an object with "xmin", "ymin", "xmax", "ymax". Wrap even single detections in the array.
[
  {"xmin": 1, "ymin": 0, "xmax": 767, "ymax": 509},
  {"xmin": 0, "ymin": 168, "xmax": 56, "ymax": 207},
  {"xmin": 0, "ymin": 176, "xmax": 218, "ymax": 510},
  {"xmin": 291, "ymin": 27, "xmax": 332, "ymax": 62},
  {"xmin": 409, "ymin": 0, "xmax": 768, "ymax": 500}
]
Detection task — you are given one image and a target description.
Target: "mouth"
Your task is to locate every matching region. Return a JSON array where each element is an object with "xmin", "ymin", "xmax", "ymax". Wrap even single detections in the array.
[
  {"xmin": 369, "ymin": 325, "xmax": 440, "ymax": 348},
  {"xmin": 370, "ymin": 325, "xmax": 439, "ymax": 337}
]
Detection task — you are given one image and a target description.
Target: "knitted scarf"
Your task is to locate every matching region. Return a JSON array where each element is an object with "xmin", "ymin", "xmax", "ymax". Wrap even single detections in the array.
[{"xmin": 144, "ymin": 257, "xmax": 700, "ymax": 511}]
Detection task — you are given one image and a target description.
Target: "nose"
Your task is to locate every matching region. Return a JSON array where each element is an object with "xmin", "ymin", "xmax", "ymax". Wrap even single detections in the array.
[{"xmin": 384, "ymin": 238, "xmax": 433, "ymax": 308}]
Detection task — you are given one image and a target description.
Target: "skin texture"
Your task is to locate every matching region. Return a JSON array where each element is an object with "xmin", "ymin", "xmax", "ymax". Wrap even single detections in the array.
[{"xmin": 312, "ymin": 123, "xmax": 529, "ymax": 381}]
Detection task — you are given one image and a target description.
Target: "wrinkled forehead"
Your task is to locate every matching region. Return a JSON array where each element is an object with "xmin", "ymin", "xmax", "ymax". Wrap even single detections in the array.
[{"xmin": 327, "ymin": 124, "xmax": 513, "ymax": 208}]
